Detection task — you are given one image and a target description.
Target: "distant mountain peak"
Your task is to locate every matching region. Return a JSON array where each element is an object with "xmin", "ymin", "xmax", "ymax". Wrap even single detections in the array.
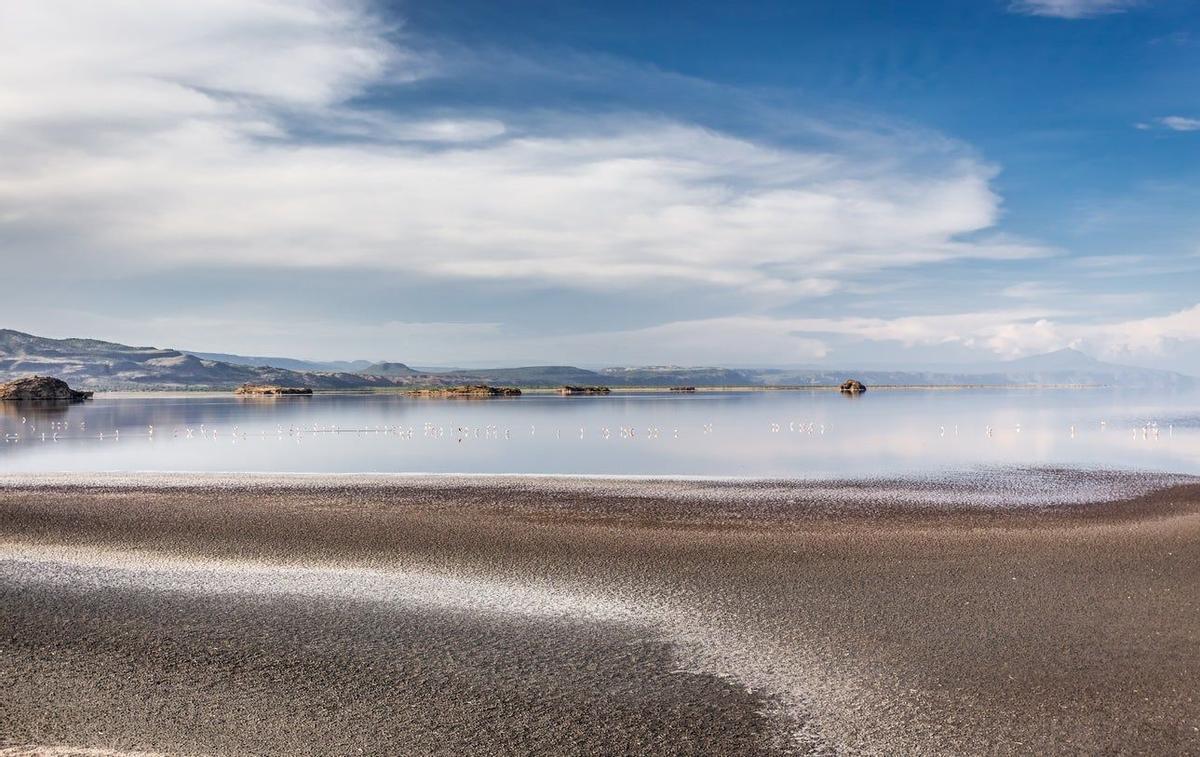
[
  {"xmin": 360, "ymin": 361, "xmax": 417, "ymax": 376},
  {"xmin": 1003, "ymin": 347, "xmax": 1101, "ymax": 370}
]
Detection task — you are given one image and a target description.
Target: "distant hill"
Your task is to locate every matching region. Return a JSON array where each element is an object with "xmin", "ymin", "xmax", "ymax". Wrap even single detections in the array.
[
  {"xmin": 186, "ymin": 351, "xmax": 373, "ymax": 373},
  {"xmin": 452, "ymin": 366, "xmax": 612, "ymax": 387},
  {"xmin": 1002, "ymin": 348, "xmax": 1099, "ymax": 372},
  {"xmin": 979, "ymin": 348, "xmax": 1190, "ymax": 388},
  {"xmin": 749, "ymin": 349, "xmax": 1195, "ymax": 389},
  {"xmin": 596, "ymin": 349, "xmax": 1194, "ymax": 389},
  {"xmin": 0, "ymin": 329, "xmax": 611, "ymax": 390},
  {"xmin": 359, "ymin": 362, "xmax": 419, "ymax": 376},
  {"xmin": 0, "ymin": 329, "xmax": 399, "ymax": 390},
  {"xmin": 1, "ymin": 329, "xmax": 1193, "ymax": 391},
  {"xmin": 600, "ymin": 366, "xmax": 757, "ymax": 386}
]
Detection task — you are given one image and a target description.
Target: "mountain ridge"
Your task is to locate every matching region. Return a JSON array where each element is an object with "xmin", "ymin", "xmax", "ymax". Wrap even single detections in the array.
[
  {"xmin": 0, "ymin": 329, "xmax": 1193, "ymax": 391},
  {"xmin": 186, "ymin": 351, "xmax": 374, "ymax": 373}
]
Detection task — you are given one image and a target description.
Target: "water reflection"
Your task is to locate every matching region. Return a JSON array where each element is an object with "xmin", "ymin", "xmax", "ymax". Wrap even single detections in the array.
[{"xmin": 0, "ymin": 389, "xmax": 1197, "ymax": 477}]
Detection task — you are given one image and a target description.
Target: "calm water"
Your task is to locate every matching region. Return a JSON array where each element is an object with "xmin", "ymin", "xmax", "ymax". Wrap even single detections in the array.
[{"xmin": 1, "ymin": 389, "xmax": 1198, "ymax": 477}]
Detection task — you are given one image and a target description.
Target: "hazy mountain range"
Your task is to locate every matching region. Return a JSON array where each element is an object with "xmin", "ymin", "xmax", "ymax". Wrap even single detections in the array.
[
  {"xmin": 187, "ymin": 351, "xmax": 374, "ymax": 374},
  {"xmin": 0, "ymin": 329, "xmax": 1194, "ymax": 391}
]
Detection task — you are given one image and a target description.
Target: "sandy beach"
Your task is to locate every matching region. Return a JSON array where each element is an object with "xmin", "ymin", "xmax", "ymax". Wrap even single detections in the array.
[{"xmin": 2, "ymin": 470, "xmax": 1198, "ymax": 755}]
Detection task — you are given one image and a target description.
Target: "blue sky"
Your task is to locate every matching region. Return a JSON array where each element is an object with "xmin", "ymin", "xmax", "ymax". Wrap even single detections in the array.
[{"xmin": 1, "ymin": 0, "xmax": 1198, "ymax": 370}]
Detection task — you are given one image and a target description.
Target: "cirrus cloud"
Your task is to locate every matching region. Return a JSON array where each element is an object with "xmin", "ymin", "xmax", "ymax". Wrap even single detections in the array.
[
  {"xmin": 1008, "ymin": 0, "xmax": 1141, "ymax": 19},
  {"xmin": 1160, "ymin": 116, "xmax": 1200, "ymax": 132}
]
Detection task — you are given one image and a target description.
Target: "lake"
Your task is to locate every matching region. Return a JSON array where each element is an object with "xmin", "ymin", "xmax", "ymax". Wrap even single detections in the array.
[{"xmin": 1, "ymin": 388, "xmax": 1197, "ymax": 477}]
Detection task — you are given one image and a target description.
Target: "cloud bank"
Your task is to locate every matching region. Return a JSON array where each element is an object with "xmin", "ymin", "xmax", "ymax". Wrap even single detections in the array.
[
  {"xmin": 0, "ymin": 0, "xmax": 1046, "ymax": 299},
  {"xmin": 0, "ymin": 0, "xmax": 1195, "ymax": 371},
  {"xmin": 522, "ymin": 304, "xmax": 1200, "ymax": 367}
]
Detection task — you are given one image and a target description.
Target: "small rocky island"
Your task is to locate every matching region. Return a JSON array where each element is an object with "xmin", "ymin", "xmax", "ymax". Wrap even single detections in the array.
[
  {"xmin": 0, "ymin": 375, "xmax": 93, "ymax": 401},
  {"xmin": 840, "ymin": 379, "xmax": 867, "ymax": 394},
  {"xmin": 409, "ymin": 385, "xmax": 522, "ymax": 398},
  {"xmin": 557, "ymin": 385, "xmax": 611, "ymax": 395},
  {"xmin": 234, "ymin": 384, "xmax": 313, "ymax": 396}
]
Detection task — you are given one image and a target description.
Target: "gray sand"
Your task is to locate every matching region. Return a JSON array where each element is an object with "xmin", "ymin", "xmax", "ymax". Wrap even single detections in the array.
[{"xmin": 2, "ymin": 471, "xmax": 1199, "ymax": 755}]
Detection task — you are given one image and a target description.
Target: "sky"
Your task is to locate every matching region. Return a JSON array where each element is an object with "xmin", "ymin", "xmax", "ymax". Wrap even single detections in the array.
[{"xmin": 1, "ymin": 0, "xmax": 1198, "ymax": 371}]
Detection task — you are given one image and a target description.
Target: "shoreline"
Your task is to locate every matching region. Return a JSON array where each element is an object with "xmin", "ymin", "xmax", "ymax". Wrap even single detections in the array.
[
  {"xmin": 1, "ymin": 466, "xmax": 1195, "ymax": 511},
  {"xmin": 3, "ymin": 470, "xmax": 1199, "ymax": 754},
  {"xmin": 74, "ymin": 383, "xmax": 1131, "ymax": 398}
]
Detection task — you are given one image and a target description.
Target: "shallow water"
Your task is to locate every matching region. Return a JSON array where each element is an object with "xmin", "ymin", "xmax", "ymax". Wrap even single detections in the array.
[{"xmin": 0, "ymin": 388, "xmax": 1197, "ymax": 477}]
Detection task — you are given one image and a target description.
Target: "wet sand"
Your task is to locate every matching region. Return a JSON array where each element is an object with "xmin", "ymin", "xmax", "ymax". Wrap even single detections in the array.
[{"xmin": 2, "ymin": 471, "xmax": 1199, "ymax": 755}]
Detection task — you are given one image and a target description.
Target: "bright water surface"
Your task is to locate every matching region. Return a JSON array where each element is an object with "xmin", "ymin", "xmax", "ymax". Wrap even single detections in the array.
[{"xmin": 1, "ymin": 389, "xmax": 1198, "ymax": 477}]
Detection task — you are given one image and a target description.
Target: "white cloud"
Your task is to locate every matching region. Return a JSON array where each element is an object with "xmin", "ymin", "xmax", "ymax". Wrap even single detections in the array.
[
  {"xmin": 0, "ymin": 1, "xmax": 406, "ymax": 122},
  {"xmin": 803, "ymin": 303, "xmax": 1200, "ymax": 364},
  {"xmin": 524, "ymin": 310, "xmax": 1054, "ymax": 364},
  {"xmin": 572, "ymin": 303, "xmax": 1200, "ymax": 365},
  {"xmin": 979, "ymin": 319, "xmax": 1074, "ymax": 358},
  {"xmin": 901, "ymin": 305, "xmax": 1200, "ymax": 363},
  {"xmin": 1088, "ymin": 304, "xmax": 1200, "ymax": 355},
  {"xmin": 0, "ymin": 0, "xmax": 1050, "ymax": 302},
  {"xmin": 1001, "ymin": 281, "xmax": 1068, "ymax": 299},
  {"xmin": 1009, "ymin": 0, "xmax": 1140, "ymax": 19},
  {"xmin": 1160, "ymin": 116, "xmax": 1200, "ymax": 132},
  {"xmin": 388, "ymin": 119, "xmax": 509, "ymax": 142},
  {"xmin": 784, "ymin": 310, "xmax": 1061, "ymax": 352},
  {"xmin": 959, "ymin": 305, "xmax": 1200, "ymax": 364}
]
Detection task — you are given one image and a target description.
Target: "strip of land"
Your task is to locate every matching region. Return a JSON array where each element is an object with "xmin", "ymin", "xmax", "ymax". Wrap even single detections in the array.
[{"xmin": 2, "ymin": 471, "xmax": 1198, "ymax": 755}]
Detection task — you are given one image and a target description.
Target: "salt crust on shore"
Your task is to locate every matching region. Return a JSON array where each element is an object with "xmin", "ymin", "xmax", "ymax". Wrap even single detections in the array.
[
  {"xmin": 2, "ymin": 542, "xmax": 835, "ymax": 752},
  {"xmin": 4, "ymin": 468, "xmax": 1198, "ymax": 754},
  {"xmin": 0, "ymin": 749, "xmax": 169, "ymax": 757},
  {"xmin": 0, "ymin": 466, "xmax": 1192, "ymax": 508}
]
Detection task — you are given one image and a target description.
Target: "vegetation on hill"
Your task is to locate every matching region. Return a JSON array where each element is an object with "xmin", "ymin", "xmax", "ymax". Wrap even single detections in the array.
[
  {"xmin": 558, "ymin": 386, "xmax": 611, "ymax": 395},
  {"xmin": 407, "ymin": 385, "xmax": 521, "ymax": 397},
  {"xmin": 234, "ymin": 384, "xmax": 313, "ymax": 396}
]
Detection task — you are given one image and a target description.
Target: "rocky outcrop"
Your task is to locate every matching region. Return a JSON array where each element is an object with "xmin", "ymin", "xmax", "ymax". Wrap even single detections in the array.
[
  {"xmin": 234, "ymin": 384, "xmax": 313, "ymax": 396},
  {"xmin": 409, "ymin": 385, "xmax": 522, "ymax": 398},
  {"xmin": 557, "ymin": 385, "xmax": 611, "ymax": 395},
  {"xmin": 0, "ymin": 375, "xmax": 93, "ymax": 401},
  {"xmin": 840, "ymin": 379, "xmax": 867, "ymax": 394}
]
